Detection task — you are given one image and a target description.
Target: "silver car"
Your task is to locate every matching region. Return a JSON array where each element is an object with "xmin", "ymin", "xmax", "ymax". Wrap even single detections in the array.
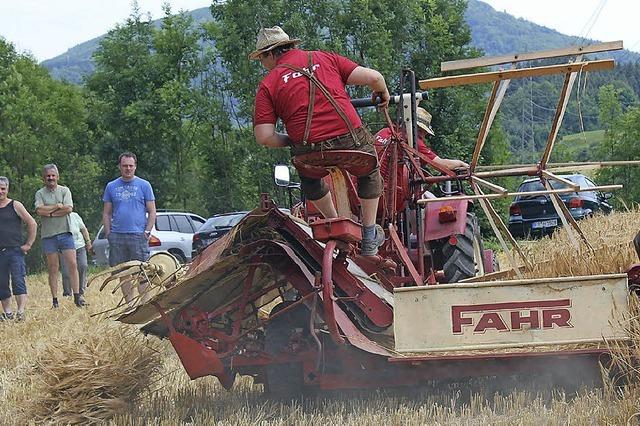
[{"xmin": 93, "ymin": 211, "xmax": 206, "ymax": 265}]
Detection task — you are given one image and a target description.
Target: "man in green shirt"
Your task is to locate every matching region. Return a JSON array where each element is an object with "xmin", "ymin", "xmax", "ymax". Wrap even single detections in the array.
[{"xmin": 34, "ymin": 164, "xmax": 86, "ymax": 308}]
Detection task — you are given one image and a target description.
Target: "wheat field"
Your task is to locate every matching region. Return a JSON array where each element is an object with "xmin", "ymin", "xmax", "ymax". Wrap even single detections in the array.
[{"xmin": 1, "ymin": 211, "xmax": 640, "ymax": 424}]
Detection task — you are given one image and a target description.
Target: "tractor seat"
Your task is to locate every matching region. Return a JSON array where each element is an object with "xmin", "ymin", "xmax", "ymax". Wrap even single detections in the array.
[{"xmin": 292, "ymin": 150, "xmax": 377, "ymax": 179}]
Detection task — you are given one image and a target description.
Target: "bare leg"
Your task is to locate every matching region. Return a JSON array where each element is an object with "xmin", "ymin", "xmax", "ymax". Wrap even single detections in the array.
[
  {"xmin": 1, "ymin": 297, "xmax": 11, "ymax": 314},
  {"xmin": 360, "ymin": 197, "xmax": 380, "ymax": 227},
  {"xmin": 120, "ymin": 278, "xmax": 135, "ymax": 304},
  {"xmin": 60, "ymin": 249, "xmax": 80, "ymax": 294},
  {"xmin": 15, "ymin": 294, "xmax": 27, "ymax": 313},
  {"xmin": 310, "ymin": 192, "xmax": 338, "ymax": 219},
  {"xmin": 45, "ymin": 252, "xmax": 60, "ymax": 298}
]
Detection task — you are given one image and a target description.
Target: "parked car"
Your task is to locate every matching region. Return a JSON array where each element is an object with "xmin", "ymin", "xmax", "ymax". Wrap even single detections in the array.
[
  {"xmin": 192, "ymin": 211, "xmax": 249, "ymax": 257},
  {"xmin": 507, "ymin": 174, "xmax": 613, "ymax": 238},
  {"xmin": 93, "ymin": 211, "xmax": 206, "ymax": 265}
]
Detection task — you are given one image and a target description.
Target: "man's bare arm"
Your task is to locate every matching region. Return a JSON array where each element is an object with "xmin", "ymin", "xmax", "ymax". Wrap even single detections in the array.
[
  {"xmin": 102, "ymin": 202, "xmax": 113, "ymax": 238},
  {"xmin": 51, "ymin": 205, "xmax": 73, "ymax": 216},
  {"xmin": 432, "ymin": 156, "xmax": 469, "ymax": 171},
  {"xmin": 145, "ymin": 200, "xmax": 156, "ymax": 233},
  {"xmin": 80, "ymin": 225, "xmax": 90, "ymax": 242},
  {"xmin": 254, "ymin": 124, "xmax": 293, "ymax": 148},
  {"xmin": 80, "ymin": 225, "xmax": 92, "ymax": 251},
  {"xmin": 13, "ymin": 201, "xmax": 37, "ymax": 250},
  {"xmin": 346, "ymin": 66, "xmax": 390, "ymax": 108},
  {"xmin": 35, "ymin": 203, "xmax": 65, "ymax": 216}
]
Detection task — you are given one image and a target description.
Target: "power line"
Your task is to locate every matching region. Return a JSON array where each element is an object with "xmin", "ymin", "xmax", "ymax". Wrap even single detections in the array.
[
  {"xmin": 578, "ymin": 0, "xmax": 608, "ymax": 44},
  {"xmin": 530, "ymin": 100, "xmax": 599, "ymax": 118},
  {"xmin": 615, "ymin": 39, "xmax": 640, "ymax": 63}
]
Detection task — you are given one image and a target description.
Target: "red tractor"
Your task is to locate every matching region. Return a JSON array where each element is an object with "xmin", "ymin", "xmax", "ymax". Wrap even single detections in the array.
[
  {"xmin": 116, "ymin": 42, "xmax": 633, "ymax": 397},
  {"xmin": 286, "ymin": 71, "xmax": 491, "ymax": 287}
]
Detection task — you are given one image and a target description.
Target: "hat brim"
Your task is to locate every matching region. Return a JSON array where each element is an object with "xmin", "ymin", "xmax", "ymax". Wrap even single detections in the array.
[
  {"xmin": 417, "ymin": 121, "xmax": 435, "ymax": 136},
  {"xmin": 248, "ymin": 38, "xmax": 302, "ymax": 60}
]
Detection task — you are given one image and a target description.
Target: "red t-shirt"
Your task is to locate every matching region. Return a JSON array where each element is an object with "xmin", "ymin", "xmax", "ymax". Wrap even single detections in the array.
[{"xmin": 254, "ymin": 49, "xmax": 362, "ymax": 144}]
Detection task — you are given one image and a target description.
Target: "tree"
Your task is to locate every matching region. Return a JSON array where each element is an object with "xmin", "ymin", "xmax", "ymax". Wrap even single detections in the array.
[
  {"xmin": 86, "ymin": 6, "xmax": 219, "ymax": 214},
  {"xmin": 0, "ymin": 37, "xmax": 101, "ymax": 270},
  {"xmin": 596, "ymin": 87, "xmax": 640, "ymax": 206},
  {"xmin": 151, "ymin": 6, "xmax": 211, "ymax": 210},
  {"xmin": 598, "ymin": 84, "xmax": 623, "ymax": 134},
  {"xmin": 85, "ymin": 7, "xmax": 171, "ymax": 199},
  {"xmin": 499, "ymin": 64, "xmax": 640, "ymax": 165}
]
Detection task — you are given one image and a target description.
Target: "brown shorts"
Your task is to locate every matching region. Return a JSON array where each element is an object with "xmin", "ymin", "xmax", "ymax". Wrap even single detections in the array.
[{"xmin": 290, "ymin": 127, "xmax": 383, "ymax": 201}]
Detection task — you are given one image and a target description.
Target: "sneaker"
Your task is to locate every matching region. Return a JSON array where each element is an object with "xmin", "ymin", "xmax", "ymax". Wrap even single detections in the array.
[
  {"xmin": 360, "ymin": 224, "xmax": 385, "ymax": 256},
  {"xmin": 52, "ymin": 299, "xmax": 59, "ymax": 308},
  {"xmin": 3, "ymin": 312, "xmax": 14, "ymax": 321},
  {"xmin": 16, "ymin": 312, "xmax": 25, "ymax": 322}
]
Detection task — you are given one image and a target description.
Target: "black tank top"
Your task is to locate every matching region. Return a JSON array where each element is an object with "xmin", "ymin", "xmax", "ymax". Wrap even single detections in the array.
[{"xmin": 0, "ymin": 201, "xmax": 23, "ymax": 248}]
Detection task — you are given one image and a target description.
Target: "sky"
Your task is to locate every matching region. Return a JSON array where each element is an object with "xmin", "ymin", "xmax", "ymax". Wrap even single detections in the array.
[
  {"xmin": 0, "ymin": 0, "xmax": 638, "ymax": 62},
  {"xmin": 481, "ymin": 0, "xmax": 640, "ymax": 53},
  {"xmin": 0, "ymin": 1, "xmax": 212, "ymax": 61}
]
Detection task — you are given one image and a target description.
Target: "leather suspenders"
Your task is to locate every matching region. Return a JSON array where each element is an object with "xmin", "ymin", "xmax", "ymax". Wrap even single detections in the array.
[{"xmin": 276, "ymin": 52, "xmax": 358, "ymax": 145}]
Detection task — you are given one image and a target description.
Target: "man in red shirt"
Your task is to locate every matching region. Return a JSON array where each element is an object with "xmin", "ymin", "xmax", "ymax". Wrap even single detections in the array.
[
  {"xmin": 252, "ymin": 26, "xmax": 391, "ymax": 256},
  {"xmin": 375, "ymin": 106, "xmax": 469, "ymax": 217},
  {"xmin": 375, "ymin": 107, "xmax": 469, "ymax": 177}
]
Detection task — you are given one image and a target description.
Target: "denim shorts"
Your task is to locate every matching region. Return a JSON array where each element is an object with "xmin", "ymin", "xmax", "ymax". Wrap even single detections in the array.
[
  {"xmin": 0, "ymin": 247, "xmax": 27, "ymax": 299},
  {"xmin": 108, "ymin": 232, "xmax": 150, "ymax": 267},
  {"xmin": 42, "ymin": 232, "xmax": 75, "ymax": 254}
]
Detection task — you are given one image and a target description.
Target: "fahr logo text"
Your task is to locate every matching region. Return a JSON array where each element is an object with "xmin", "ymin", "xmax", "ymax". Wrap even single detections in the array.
[{"xmin": 451, "ymin": 299, "xmax": 573, "ymax": 334}]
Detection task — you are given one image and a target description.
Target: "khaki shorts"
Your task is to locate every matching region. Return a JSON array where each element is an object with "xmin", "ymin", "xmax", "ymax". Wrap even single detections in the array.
[{"xmin": 291, "ymin": 127, "xmax": 383, "ymax": 200}]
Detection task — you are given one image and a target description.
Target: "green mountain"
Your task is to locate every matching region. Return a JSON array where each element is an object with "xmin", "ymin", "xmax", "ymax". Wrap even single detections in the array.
[
  {"xmin": 41, "ymin": 7, "xmax": 213, "ymax": 83},
  {"xmin": 41, "ymin": 0, "xmax": 640, "ymax": 84},
  {"xmin": 465, "ymin": 0, "xmax": 637, "ymax": 63}
]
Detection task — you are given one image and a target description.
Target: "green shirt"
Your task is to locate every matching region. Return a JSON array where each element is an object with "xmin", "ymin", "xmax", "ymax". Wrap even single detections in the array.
[{"xmin": 35, "ymin": 185, "xmax": 73, "ymax": 239}]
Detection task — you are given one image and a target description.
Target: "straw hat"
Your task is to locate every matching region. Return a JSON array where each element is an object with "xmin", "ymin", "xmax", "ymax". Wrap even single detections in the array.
[
  {"xmin": 416, "ymin": 107, "xmax": 435, "ymax": 136},
  {"xmin": 248, "ymin": 26, "xmax": 302, "ymax": 60}
]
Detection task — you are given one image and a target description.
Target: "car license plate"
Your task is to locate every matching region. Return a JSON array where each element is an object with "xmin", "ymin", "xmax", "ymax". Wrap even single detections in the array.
[{"xmin": 531, "ymin": 219, "xmax": 557, "ymax": 229}]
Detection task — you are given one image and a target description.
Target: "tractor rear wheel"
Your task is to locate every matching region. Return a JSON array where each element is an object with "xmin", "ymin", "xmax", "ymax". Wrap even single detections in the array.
[
  {"xmin": 264, "ymin": 301, "xmax": 309, "ymax": 398},
  {"xmin": 440, "ymin": 213, "xmax": 485, "ymax": 283}
]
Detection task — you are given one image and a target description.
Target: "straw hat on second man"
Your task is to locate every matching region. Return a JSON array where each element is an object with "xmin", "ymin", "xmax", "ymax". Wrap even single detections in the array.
[
  {"xmin": 248, "ymin": 26, "xmax": 302, "ymax": 60},
  {"xmin": 416, "ymin": 107, "xmax": 436, "ymax": 136}
]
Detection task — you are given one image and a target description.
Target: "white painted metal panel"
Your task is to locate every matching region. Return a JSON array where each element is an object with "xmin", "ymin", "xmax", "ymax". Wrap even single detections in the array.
[{"xmin": 393, "ymin": 274, "xmax": 629, "ymax": 353}]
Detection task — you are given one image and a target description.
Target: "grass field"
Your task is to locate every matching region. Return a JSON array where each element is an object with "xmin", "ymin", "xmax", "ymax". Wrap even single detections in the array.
[
  {"xmin": 2, "ymin": 211, "xmax": 640, "ymax": 424},
  {"xmin": 553, "ymin": 129, "xmax": 605, "ymax": 165}
]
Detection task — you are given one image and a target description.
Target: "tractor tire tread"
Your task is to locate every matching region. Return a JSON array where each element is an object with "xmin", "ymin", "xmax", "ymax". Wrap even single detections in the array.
[{"xmin": 441, "ymin": 213, "xmax": 483, "ymax": 283}]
